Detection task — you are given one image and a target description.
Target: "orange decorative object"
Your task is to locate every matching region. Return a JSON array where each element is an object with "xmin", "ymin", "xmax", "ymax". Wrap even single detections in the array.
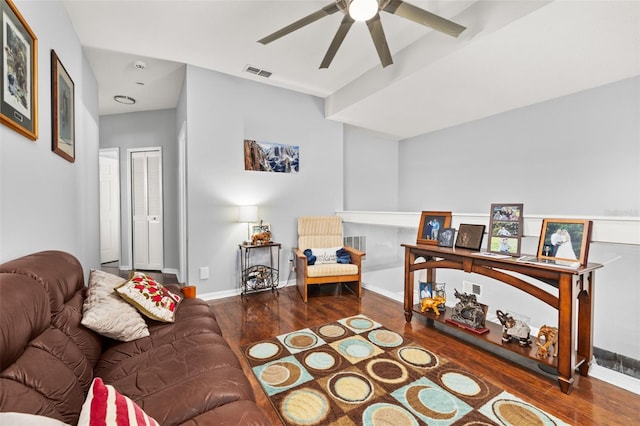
[
  {"xmin": 420, "ymin": 296, "xmax": 446, "ymax": 316},
  {"xmin": 182, "ymin": 286, "xmax": 197, "ymax": 299}
]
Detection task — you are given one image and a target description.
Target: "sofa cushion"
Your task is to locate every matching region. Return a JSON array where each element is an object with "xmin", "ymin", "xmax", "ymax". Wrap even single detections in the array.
[
  {"xmin": 82, "ymin": 270, "xmax": 150, "ymax": 342},
  {"xmin": 116, "ymin": 272, "xmax": 181, "ymax": 322},
  {"xmin": 78, "ymin": 377, "xmax": 159, "ymax": 426}
]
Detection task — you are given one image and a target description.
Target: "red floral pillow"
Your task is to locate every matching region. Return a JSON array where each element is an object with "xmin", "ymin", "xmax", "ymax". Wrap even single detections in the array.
[{"xmin": 116, "ymin": 272, "xmax": 181, "ymax": 322}]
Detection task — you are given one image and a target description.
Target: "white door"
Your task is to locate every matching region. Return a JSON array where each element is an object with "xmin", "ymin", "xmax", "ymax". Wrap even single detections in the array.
[
  {"xmin": 99, "ymin": 149, "xmax": 120, "ymax": 264},
  {"xmin": 131, "ymin": 150, "xmax": 163, "ymax": 270}
]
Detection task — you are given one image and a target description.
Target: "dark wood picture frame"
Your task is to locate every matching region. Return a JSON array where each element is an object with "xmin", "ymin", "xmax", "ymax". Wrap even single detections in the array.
[
  {"xmin": 417, "ymin": 211, "xmax": 452, "ymax": 245},
  {"xmin": 455, "ymin": 224, "xmax": 486, "ymax": 251},
  {"xmin": 1, "ymin": 0, "xmax": 38, "ymax": 140},
  {"xmin": 437, "ymin": 227, "xmax": 456, "ymax": 248},
  {"xmin": 487, "ymin": 203, "xmax": 523, "ymax": 257},
  {"xmin": 51, "ymin": 50, "xmax": 75, "ymax": 162},
  {"xmin": 537, "ymin": 218, "xmax": 592, "ymax": 265}
]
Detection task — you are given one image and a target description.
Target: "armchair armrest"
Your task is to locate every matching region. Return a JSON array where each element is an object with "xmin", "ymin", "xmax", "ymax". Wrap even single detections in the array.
[{"xmin": 343, "ymin": 246, "xmax": 365, "ymax": 267}]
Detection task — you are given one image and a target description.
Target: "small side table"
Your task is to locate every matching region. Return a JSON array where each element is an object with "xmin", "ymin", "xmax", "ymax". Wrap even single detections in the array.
[{"xmin": 238, "ymin": 242, "xmax": 281, "ymax": 297}]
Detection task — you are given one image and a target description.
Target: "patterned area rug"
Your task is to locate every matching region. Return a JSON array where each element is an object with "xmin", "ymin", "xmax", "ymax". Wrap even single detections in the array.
[{"xmin": 242, "ymin": 315, "xmax": 570, "ymax": 426}]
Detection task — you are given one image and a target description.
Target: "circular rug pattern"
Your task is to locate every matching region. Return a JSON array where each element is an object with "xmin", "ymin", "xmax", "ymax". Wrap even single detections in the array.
[
  {"xmin": 398, "ymin": 346, "xmax": 439, "ymax": 369},
  {"xmin": 438, "ymin": 370, "xmax": 490, "ymax": 399},
  {"xmin": 338, "ymin": 338, "xmax": 376, "ymax": 359},
  {"xmin": 345, "ymin": 316, "xmax": 375, "ymax": 331},
  {"xmin": 303, "ymin": 350, "xmax": 339, "ymax": 372},
  {"xmin": 260, "ymin": 361, "xmax": 302, "ymax": 388},
  {"xmin": 366, "ymin": 358, "xmax": 409, "ymax": 384},
  {"xmin": 368, "ymin": 329, "xmax": 403, "ymax": 347},
  {"xmin": 492, "ymin": 399, "xmax": 558, "ymax": 425},
  {"xmin": 318, "ymin": 324, "xmax": 346, "ymax": 339},
  {"xmin": 246, "ymin": 341, "xmax": 280, "ymax": 361},
  {"xmin": 327, "ymin": 371, "xmax": 374, "ymax": 404},
  {"xmin": 403, "ymin": 384, "xmax": 459, "ymax": 421},
  {"xmin": 362, "ymin": 403, "xmax": 419, "ymax": 426},
  {"xmin": 280, "ymin": 388, "xmax": 329, "ymax": 425},
  {"xmin": 284, "ymin": 331, "xmax": 318, "ymax": 350}
]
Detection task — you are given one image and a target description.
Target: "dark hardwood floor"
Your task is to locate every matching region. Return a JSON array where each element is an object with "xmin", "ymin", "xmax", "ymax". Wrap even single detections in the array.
[{"xmin": 209, "ymin": 284, "xmax": 639, "ymax": 426}]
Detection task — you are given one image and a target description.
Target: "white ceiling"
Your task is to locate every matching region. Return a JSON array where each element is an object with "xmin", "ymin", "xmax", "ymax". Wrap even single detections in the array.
[{"xmin": 63, "ymin": 0, "xmax": 640, "ymax": 139}]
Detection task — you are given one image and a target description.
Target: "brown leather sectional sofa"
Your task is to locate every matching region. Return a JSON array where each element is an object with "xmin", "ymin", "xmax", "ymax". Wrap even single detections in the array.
[{"xmin": 0, "ymin": 251, "xmax": 271, "ymax": 425}]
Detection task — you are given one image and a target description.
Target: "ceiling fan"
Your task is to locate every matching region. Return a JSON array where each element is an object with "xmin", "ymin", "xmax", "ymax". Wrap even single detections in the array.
[{"xmin": 258, "ymin": 0, "xmax": 466, "ymax": 69}]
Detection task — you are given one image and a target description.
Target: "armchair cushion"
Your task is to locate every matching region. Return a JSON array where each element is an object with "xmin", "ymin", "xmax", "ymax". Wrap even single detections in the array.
[{"xmin": 306, "ymin": 263, "xmax": 358, "ymax": 278}]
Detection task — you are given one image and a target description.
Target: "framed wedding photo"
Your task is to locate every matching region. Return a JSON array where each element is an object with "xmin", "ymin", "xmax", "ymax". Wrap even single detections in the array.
[
  {"xmin": 537, "ymin": 218, "xmax": 592, "ymax": 265},
  {"xmin": 455, "ymin": 224, "xmax": 486, "ymax": 251},
  {"xmin": 1, "ymin": 0, "xmax": 38, "ymax": 140},
  {"xmin": 51, "ymin": 50, "xmax": 75, "ymax": 162},
  {"xmin": 487, "ymin": 203, "xmax": 523, "ymax": 256},
  {"xmin": 417, "ymin": 211, "xmax": 452, "ymax": 245}
]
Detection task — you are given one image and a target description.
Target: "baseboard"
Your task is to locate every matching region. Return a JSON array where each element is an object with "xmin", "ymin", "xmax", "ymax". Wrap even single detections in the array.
[
  {"xmin": 162, "ymin": 268, "xmax": 179, "ymax": 276},
  {"xmin": 197, "ymin": 280, "xmax": 294, "ymax": 301},
  {"xmin": 119, "ymin": 264, "xmax": 132, "ymax": 271}
]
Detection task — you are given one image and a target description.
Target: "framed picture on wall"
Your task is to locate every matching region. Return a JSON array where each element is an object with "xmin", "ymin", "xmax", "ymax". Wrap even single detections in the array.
[
  {"xmin": 51, "ymin": 50, "xmax": 75, "ymax": 162},
  {"xmin": 417, "ymin": 211, "xmax": 452, "ymax": 245},
  {"xmin": 1, "ymin": 0, "xmax": 38, "ymax": 140},
  {"xmin": 487, "ymin": 203, "xmax": 523, "ymax": 256}
]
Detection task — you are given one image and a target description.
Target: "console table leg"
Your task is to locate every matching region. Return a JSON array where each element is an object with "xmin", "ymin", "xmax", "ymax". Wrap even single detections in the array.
[
  {"xmin": 404, "ymin": 311, "xmax": 413, "ymax": 322},
  {"xmin": 558, "ymin": 377, "xmax": 574, "ymax": 394}
]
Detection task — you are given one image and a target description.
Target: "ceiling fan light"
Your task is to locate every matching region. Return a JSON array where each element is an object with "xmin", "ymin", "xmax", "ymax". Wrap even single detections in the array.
[{"xmin": 349, "ymin": 0, "xmax": 378, "ymax": 21}]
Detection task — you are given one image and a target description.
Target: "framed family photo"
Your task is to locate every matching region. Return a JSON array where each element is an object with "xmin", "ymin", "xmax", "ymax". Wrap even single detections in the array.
[
  {"xmin": 51, "ymin": 50, "xmax": 75, "ymax": 162},
  {"xmin": 455, "ymin": 224, "xmax": 486, "ymax": 251},
  {"xmin": 1, "ymin": 0, "xmax": 38, "ymax": 140},
  {"xmin": 487, "ymin": 203, "xmax": 523, "ymax": 256},
  {"xmin": 417, "ymin": 211, "xmax": 452, "ymax": 245},
  {"xmin": 437, "ymin": 228, "xmax": 456, "ymax": 248},
  {"xmin": 537, "ymin": 218, "xmax": 592, "ymax": 265}
]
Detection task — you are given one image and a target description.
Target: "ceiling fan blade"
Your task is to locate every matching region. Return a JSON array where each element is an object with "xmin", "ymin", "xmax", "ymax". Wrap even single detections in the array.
[
  {"xmin": 320, "ymin": 14, "xmax": 354, "ymax": 69},
  {"xmin": 383, "ymin": 0, "xmax": 466, "ymax": 38},
  {"xmin": 258, "ymin": 3, "xmax": 340, "ymax": 45},
  {"xmin": 366, "ymin": 14, "xmax": 393, "ymax": 68}
]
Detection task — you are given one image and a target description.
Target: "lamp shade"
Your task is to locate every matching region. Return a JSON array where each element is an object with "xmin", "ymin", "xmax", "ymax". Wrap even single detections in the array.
[{"xmin": 238, "ymin": 205, "xmax": 258, "ymax": 223}]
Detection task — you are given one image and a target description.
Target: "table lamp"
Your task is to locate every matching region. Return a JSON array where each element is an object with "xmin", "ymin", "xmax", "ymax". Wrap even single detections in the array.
[{"xmin": 238, "ymin": 205, "xmax": 258, "ymax": 244}]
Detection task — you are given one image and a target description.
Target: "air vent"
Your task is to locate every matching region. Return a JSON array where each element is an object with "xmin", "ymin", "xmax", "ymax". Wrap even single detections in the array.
[
  {"xmin": 344, "ymin": 236, "xmax": 366, "ymax": 261},
  {"xmin": 244, "ymin": 65, "xmax": 272, "ymax": 78}
]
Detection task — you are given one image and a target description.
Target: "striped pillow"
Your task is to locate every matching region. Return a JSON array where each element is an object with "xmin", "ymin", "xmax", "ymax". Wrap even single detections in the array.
[{"xmin": 78, "ymin": 378, "xmax": 159, "ymax": 426}]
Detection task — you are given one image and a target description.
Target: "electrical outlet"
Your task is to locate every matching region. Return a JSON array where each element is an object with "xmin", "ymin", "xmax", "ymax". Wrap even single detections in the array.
[{"xmin": 199, "ymin": 267, "xmax": 209, "ymax": 280}]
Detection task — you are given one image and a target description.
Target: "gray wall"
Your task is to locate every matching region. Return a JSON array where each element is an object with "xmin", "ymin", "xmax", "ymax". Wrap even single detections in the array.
[
  {"xmin": 396, "ymin": 76, "xmax": 640, "ymax": 360},
  {"xmin": 182, "ymin": 65, "xmax": 344, "ymax": 294},
  {"xmin": 0, "ymin": 1, "xmax": 100, "ymax": 277},
  {"xmin": 99, "ymin": 109, "xmax": 179, "ymax": 271}
]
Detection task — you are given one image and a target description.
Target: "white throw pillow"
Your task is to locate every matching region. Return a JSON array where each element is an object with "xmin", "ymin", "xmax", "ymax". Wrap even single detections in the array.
[
  {"xmin": 116, "ymin": 272, "xmax": 181, "ymax": 323},
  {"xmin": 81, "ymin": 269, "xmax": 150, "ymax": 341},
  {"xmin": 0, "ymin": 413, "xmax": 70, "ymax": 426},
  {"xmin": 310, "ymin": 247, "xmax": 342, "ymax": 264}
]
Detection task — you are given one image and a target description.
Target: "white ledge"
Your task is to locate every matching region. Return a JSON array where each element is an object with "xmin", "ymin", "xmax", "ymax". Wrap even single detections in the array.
[{"xmin": 336, "ymin": 211, "xmax": 640, "ymax": 246}]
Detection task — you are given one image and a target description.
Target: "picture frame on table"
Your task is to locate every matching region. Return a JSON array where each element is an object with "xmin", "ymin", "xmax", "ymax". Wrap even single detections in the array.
[
  {"xmin": 487, "ymin": 203, "xmax": 523, "ymax": 256},
  {"xmin": 537, "ymin": 218, "xmax": 592, "ymax": 265},
  {"xmin": 51, "ymin": 50, "xmax": 75, "ymax": 162},
  {"xmin": 1, "ymin": 0, "xmax": 38, "ymax": 140},
  {"xmin": 455, "ymin": 224, "xmax": 486, "ymax": 251},
  {"xmin": 417, "ymin": 211, "xmax": 452, "ymax": 245},
  {"xmin": 437, "ymin": 228, "xmax": 456, "ymax": 248},
  {"xmin": 251, "ymin": 222, "xmax": 271, "ymax": 236}
]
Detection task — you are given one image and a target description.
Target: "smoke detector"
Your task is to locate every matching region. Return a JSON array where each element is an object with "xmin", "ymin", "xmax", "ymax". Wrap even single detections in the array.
[{"xmin": 134, "ymin": 60, "xmax": 147, "ymax": 70}]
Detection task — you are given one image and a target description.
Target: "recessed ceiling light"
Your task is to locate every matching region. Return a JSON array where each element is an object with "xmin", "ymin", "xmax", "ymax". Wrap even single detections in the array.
[{"xmin": 114, "ymin": 95, "xmax": 136, "ymax": 105}]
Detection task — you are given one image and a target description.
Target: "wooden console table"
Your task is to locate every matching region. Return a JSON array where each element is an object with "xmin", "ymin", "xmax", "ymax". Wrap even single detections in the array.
[{"xmin": 402, "ymin": 243, "xmax": 602, "ymax": 394}]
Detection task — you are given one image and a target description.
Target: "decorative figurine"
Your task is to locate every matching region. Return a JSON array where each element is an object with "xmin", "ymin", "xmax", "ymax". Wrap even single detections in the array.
[
  {"xmin": 496, "ymin": 310, "xmax": 532, "ymax": 347},
  {"xmin": 420, "ymin": 296, "xmax": 446, "ymax": 316},
  {"xmin": 451, "ymin": 289, "xmax": 486, "ymax": 329},
  {"xmin": 251, "ymin": 230, "xmax": 271, "ymax": 245},
  {"xmin": 536, "ymin": 325, "xmax": 558, "ymax": 357}
]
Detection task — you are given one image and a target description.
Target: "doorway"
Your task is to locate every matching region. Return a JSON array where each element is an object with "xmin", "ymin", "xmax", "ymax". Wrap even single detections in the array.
[
  {"xmin": 99, "ymin": 148, "xmax": 120, "ymax": 265},
  {"xmin": 128, "ymin": 148, "xmax": 164, "ymax": 271}
]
